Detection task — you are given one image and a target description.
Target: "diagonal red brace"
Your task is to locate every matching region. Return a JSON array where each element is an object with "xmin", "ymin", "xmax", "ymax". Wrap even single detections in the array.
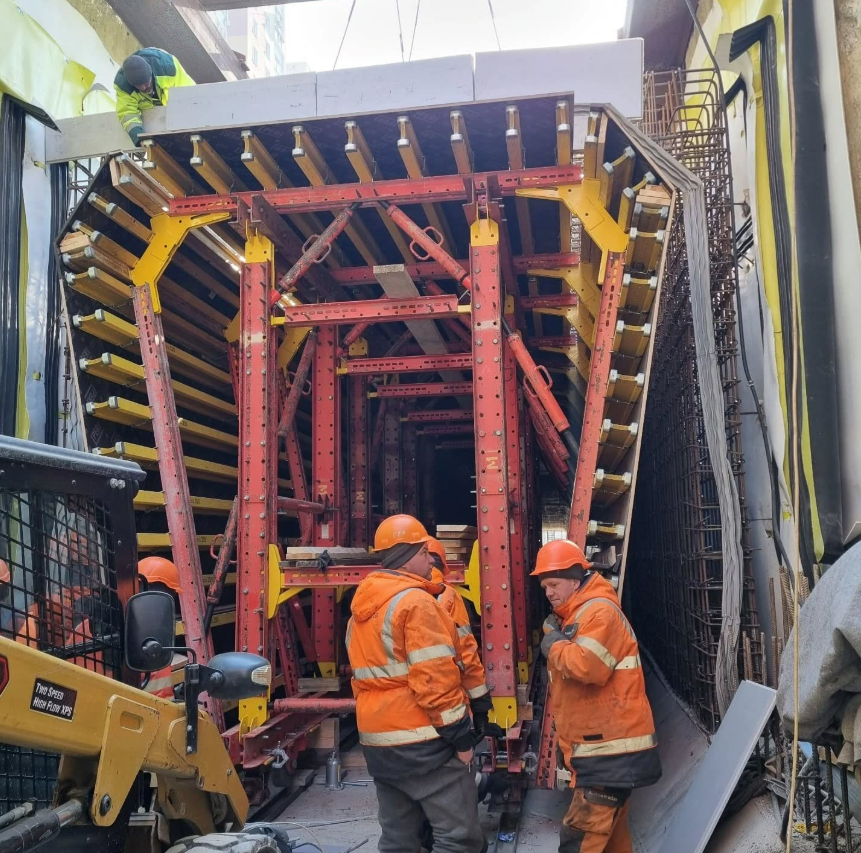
[
  {"xmin": 381, "ymin": 202, "xmax": 472, "ymax": 290},
  {"xmin": 271, "ymin": 206, "xmax": 356, "ymax": 306},
  {"xmin": 278, "ymin": 330, "xmax": 317, "ymax": 438}
]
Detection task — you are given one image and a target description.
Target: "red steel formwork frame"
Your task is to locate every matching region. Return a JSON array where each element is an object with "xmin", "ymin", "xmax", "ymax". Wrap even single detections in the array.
[
  {"xmin": 349, "ymin": 376, "xmax": 371, "ymax": 547},
  {"xmin": 469, "ymin": 218, "xmax": 518, "ymax": 720},
  {"xmin": 311, "ymin": 326, "xmax": 342, "ymax": 672}
]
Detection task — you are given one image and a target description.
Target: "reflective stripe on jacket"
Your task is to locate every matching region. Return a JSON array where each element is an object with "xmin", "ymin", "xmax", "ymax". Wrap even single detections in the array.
[
  {"xmin": 347, "ymin": 569, "xmax": 472, "ymax": 777},
  {"xmin": 144, "ymin": 653, "xmax": 186, "ymax": 699},
  {"xmin": 548, "ymin": 573, "xmax": 661, "ymax": 789},
  {"xmin": 114, "ymin": 48, "xmax": 195, "ymax": 143},
  {"xmin": 431, "ymin": 568, "xmax": 488, "ymax": 702}
]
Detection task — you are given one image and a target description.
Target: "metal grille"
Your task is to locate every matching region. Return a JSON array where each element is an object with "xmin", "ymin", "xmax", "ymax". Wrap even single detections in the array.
[
  {"xmin": 628, "ymin": 68, "xmax": 763, "ymax": 731},
  {"xmin": 0, "ymin": 478, "xmax": 129, "ymax": 810}
]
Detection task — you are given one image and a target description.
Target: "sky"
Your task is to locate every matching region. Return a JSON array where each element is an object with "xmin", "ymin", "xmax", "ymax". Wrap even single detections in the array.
[{"xmin": 281, "ymin": 0, "xmax": 628, "ymax": 72}]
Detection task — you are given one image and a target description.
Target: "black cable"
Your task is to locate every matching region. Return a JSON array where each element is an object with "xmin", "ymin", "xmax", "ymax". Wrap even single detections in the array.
[
  {"xmin": 682, "ymin": 0, "xmax": 793, "ymax": 573},
  {"xmin": 487, "ymin": 0, "xmax": 501, "ymax": 50},
  {"xmin": 332, "ymin": 0, "xmax": 358, "ymax": 71},
  {"xmin": 408, "ymin": 0, "xmax": 422, "ymax": 61}
]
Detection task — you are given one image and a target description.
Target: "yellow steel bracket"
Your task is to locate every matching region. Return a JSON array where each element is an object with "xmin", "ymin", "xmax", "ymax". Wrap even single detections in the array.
[
  {"xmin": 490, "ymin": 696, "xmax": 518, "ymax": 732},
  {"xmin": 130, "ymin": 212, "xmax": 230, "ymax": 313},
  {"xmin": 469, "ymin": 216, "xmax": 500, "ymax": 246},
  {"xmin": 516, "ymin": 181, "xmax": 628, "ymax": 284},
  {"xmin": 91, "ymin": 695, "xmax": 160, "ymax": 826},
  {"xmin": 458, "ymin": 540, "xmax": 481, "ymax": 611},
  {"xmin": 531, "ymin": 265, "xmax": 601, "ymax": 322}
]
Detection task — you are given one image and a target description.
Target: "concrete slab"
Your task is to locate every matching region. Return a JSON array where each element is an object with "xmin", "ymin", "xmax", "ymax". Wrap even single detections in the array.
[
  {"xmin": 316, "ymin": 56, "xmax": 475, "ymax": 118},
  {"xmin": 473, "ymin": 40, "xmax": 645, "ymax": 118},
  {"xmin": 164, "ymin": 73, "xmax": 317, "ymax": 132},
  {"xmin": 45, "ymin": 110, "xmax": 165, "ymax": 163}
]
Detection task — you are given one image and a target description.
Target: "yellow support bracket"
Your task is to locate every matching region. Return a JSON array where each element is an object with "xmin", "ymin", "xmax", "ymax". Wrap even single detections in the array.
[
  {"xmin": 516, "ymin": 182, "xmax": 628, "ymax": 283},
  {"xmin": 130, "ymin": 213, "xmax": 230, "ymax": 313},
  {"xmin": 457, "ymin": 540, "xmax": 481, "ymax": 611},
  {"xmin": 268, "ymin": 544, "xmax": 304, "ymax": 616}
]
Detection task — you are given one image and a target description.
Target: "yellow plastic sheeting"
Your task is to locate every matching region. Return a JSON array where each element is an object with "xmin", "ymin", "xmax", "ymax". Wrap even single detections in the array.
[
  {"xmin": 694, "ymin": 0, "xmax": 822, "ymax": 559},
  {"xmin": 1, "ymin": 0, "xmax": 95, "ymax": 120}
]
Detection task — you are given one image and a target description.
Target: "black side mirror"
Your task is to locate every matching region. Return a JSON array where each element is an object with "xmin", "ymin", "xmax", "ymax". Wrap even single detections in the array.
[
  {"xmin": 125, "ymin": 591, "xmax": 176, "ymax": 672},
  {"xmin": 204, "ymin": 652, "xmax": 271, "ymax": 701}
]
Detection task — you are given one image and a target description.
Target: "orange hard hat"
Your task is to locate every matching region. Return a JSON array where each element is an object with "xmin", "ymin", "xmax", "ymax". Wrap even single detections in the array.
[
  {"xmin": 373, "ymin": 514, "xmax": 431, "ymax": 552},
  {"xmin": 427, "ymin": 537, "xmax": 448, "ymax": 571},
  {"xmin": 530, "ymin": 539, "xmax": 591, "ymax": 577},
  {"xmin": 138, "ymin": 556, "xmax": 182, "ymax": 593},
  {"xmin": 0, "ymin": 559, "xmax": 9, "ymax": 585}
]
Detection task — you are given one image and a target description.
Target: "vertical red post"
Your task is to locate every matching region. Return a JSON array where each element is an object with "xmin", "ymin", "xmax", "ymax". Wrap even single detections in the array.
[
  {"xmin": 349, "ymin": 376, "xmax": 371, "ymax": 547},
  {"xmin": 470, "ymin": 218, "xmax": 517, "ymax": 721},
  {"xmin": 236, "ymin": 253, "xmax": 277, "ymax": 663},
  {"xmin": 567, "ymin": 252, "xmax": 626, "ymax": 544},
  {"xmin": 383, "ymin": 402, "xmax": 402, "ymax": 516},
  {"xmin": 312, "ymin": 325, "xmax": 341, "ymax": 672},
  {"xmin": 402, "ymin": 423, "xmax": 418, "ymax": 517},
  {"xmin": 503, "ymin": 336, "xmax": 528, "ymax": 682}
]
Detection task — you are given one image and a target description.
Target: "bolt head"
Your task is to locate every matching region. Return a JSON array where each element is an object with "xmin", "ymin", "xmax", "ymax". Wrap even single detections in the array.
[{"xmin": 99, "ymin": 795, "xmax": 112, "ymax": 816}]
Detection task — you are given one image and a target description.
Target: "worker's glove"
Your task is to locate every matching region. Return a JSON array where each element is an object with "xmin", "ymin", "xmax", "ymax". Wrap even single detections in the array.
[
  {"xmin": 128, "ymin": 126, "xmax": 144, "ymax": 147},
  {"xmin": 472, "ymin": 711, "xmax": 506, "ymax": 743},
  {"xmin": 541, "ymin": 628, "xmax": 568, "ymax": 659},
  {"xmin": 542, "ymin": 614, "xmax": 562, "ymax": 635}
]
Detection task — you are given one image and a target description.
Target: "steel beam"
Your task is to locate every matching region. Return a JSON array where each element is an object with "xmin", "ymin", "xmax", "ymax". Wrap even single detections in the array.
[
  {"xmin": 373, "ymin": 382, "xmax": 473, "ymax": 398},
  {"xmin": 404, "ymin": 409, "xmax": 473, "ymax": 422},
  {"xmin": 469, "ymin": 216, "xmax": 517, "ymax": 726},
  {"xmin": 349, "ymin": 376, "xmax": 371, "ymax": 547},
  {"xmin": 311, "ymin": 326, "xmax": 341, "ymax": 675},
  {"xmin": 168, "ymin": 164, "xmax": 583, "ymax": 216},
  {"xmin": 383, "ymin": 402, "xmax": 402, "ymax": 515},
  {"xmin": 272, "ymin": 295, "xmax": 463, "ymax": 327},
  {"xmin": 343, "ymin": 353, "xmax": 474, "ymax": 375},
  {"xmin": 235, "ymin": 233, "xmax": 277, "ymax": 735}
]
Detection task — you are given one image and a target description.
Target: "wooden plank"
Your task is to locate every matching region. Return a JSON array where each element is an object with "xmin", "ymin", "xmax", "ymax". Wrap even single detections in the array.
[{"xmin": 297, "ymin": 676, "xmax": 349, "ymax": 694}]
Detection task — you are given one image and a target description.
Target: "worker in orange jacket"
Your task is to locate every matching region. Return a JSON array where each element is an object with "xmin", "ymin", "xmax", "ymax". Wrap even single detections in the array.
[
  {"xmin": 534, "ymin": 539, "xmax": 661, "ymax": 853},
  {"xmin": 347, "ymin": 515, "xmax": 486, "ymax": 853},
  {"xmin": 426, "ymin": 537, "xmax": 498, "ymax": 733},
  {"xmin": 138, "ymin": 556, "xmax": 187, "ymax": 699}
]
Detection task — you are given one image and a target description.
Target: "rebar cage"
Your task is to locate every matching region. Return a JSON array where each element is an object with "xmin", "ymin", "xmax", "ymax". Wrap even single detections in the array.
[
  {"xmin": 0, "ymin": 437, "xmax": 142, "ymax": 810},
  {"xmin": 629, "ymin": 68, "xmax": 763, "ymax": 731}
]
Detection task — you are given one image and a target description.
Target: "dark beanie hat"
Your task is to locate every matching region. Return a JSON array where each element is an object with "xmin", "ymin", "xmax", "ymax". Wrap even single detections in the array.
[
  {"xmin": 539, "ymin": 566, "xmax": 587, "ymax": 582},
  {"xmin": 123, "ymin": 54, "xmax": 153, "ymax": 88},
  {"xmin": 380, "ymin": 541, "xmax": 424, "ymax": 570}
]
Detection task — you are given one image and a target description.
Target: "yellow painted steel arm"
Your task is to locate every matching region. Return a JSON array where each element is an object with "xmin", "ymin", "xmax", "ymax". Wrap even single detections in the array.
[
  {"xmin": 130, "ymin": 213, "xmax": 230, "ymax": 312},
  {"xmin": 0, "ymin": 636, "xmax": 247, "ymax": 829}
]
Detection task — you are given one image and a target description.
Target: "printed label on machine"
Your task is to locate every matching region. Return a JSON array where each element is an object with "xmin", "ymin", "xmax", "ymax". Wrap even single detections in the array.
[{"xmin": 30, "ymin": 678, "xmax": 77, "ymax": 720}]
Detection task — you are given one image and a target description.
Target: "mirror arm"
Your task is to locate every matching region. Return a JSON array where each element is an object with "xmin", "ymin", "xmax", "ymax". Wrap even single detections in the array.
[{"xmin": 183, "ymin": 662, "xmax": 200, "ymax": 755}]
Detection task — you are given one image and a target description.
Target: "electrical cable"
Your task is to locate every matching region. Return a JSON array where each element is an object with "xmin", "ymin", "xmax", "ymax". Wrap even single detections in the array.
[
  {"xmin": 332, "ymin": 0, "xmax": 358, "ymax": 71},
  {"xmin": 246, "ymin": 820, "xmax": 325, "ymax": 851},
  {"xmin": 784, "ymin": 3, "xmax": 802, "ymax": 848},
  {"xmin": 395, "ymin": 0, "xmax": 405, "ymax": 62},
  {"xmin": 681, "ymin": 0, "xmax": 794, "ymax": 577},
  {"xmin": 487, "ymin": 0, "xmax": 501, "ymax": 50},
  {"xmin": 407, "ymin": 0, "xmax": 422, "ymax": 61}
]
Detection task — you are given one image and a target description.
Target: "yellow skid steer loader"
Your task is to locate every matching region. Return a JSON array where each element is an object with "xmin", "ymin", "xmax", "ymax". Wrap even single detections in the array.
[{"xmin": 0, "ymin": 436, "xmax": 289, "ymax": 853}]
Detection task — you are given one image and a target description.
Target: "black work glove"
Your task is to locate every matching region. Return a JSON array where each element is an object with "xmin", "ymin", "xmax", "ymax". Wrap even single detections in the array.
[
  {"xmin": 472, "ymin": 710, "xmax": 506, "ymax": 743},
  {"xmin": 541, "ymin": 627, "xmax": 567, "ymax": 659}
]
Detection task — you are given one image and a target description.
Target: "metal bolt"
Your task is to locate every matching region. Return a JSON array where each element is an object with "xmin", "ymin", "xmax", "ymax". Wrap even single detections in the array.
[
  {"xmin": 99, "ymin": 795, "xmax": 111, "ymax": 815},
  {"xmin": 243, "ymin": 588, "xmax": 249, "ymax": 594},
  {"xmin": 482, "ymin": 525, "xmax": 489, "ymax": 532},
  {"xmin": 488, "ymin": 663, "xmax": 494, "ymax": 670},
  {"xmin": 486, "ymin": 643, "xmax": 493, "ymax": 651},
  {"xmin": 244, "ymin": 514, "xmax": 250, "ymax": 520},
  {"xmin": 258, "ymin": 645, "xmax": 264, "ymax": 652},
  {"xmin": 186, "ymin": 746, "xmax": 193, "ymax": 754},
  {"xmin": 187, "ymin": 724, "xmax": 193, "ymax": 732},
  {"xmin": 227, "ymin": 769, "xmax": 233, "ymax": 776},
  {"xmin": 481, "ymin": 507, "xmax": 488, "ymax": 513},
  {"xmin": 475, "ymin": 303, "xmax": 481, "ymax": 309},
  {"xmin": 502, "ymin": 583, "xmax": 508, "ymax": 590}
]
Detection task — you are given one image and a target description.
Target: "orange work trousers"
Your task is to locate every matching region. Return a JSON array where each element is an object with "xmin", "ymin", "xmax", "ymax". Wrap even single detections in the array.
[{"xmin": 559, "ymin": 786, "xmax": 632, "ymax": 853}]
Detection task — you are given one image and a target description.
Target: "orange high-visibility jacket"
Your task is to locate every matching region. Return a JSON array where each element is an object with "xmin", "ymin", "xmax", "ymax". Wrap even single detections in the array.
[
  {"xmin": 144, "ymin": 653, "xmax": 187, "ymax": 699},
  {"xmin": 547, "ymin": 572, "xmax": 661, "ymax": 789},
  {"xmin": 347, "ymin": 569, "xmax": 474, "ymax": 777},
  {"xmin": 430, "ymin": 568, "xmax": 489, "ymax": 703}
]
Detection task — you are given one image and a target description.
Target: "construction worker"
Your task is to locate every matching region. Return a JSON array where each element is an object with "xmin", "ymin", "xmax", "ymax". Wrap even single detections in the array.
[
  {"xmin": 138, "ymin": 556, "xmax": 186, "ymax": 699},
  {"xmin": 114, "ymin": 48, "xmax": 195, "ymax": 146},
  {"xmin": 347, "ymin": 515, "xmax": 486, "ymax": 853},
  {"xmin": 426, "ymin": 537, "xmax": 496, "ymax": 732},
  {"xmin": 533, "ymin": 539, "xmax": 661, "ymax": 853}
]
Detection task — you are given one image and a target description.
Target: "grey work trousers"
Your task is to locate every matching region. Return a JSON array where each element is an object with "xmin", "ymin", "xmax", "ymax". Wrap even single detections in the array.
[{"xmin": 373, "ymin": 757, "xmax": 486, "ymax": 853}]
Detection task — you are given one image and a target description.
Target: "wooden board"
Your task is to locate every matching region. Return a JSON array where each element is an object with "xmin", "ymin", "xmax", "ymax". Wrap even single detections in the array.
[
  {"xmin": 436, "ymin": 524, "xmax": 477, "ymax": 535},
  {"xmin": 306, "ymin": 717, "xmax": 339, "ymax": 750},
  {"xmin": 297, "ymin": 676, "xmax": 349, "ymax": 693}
]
